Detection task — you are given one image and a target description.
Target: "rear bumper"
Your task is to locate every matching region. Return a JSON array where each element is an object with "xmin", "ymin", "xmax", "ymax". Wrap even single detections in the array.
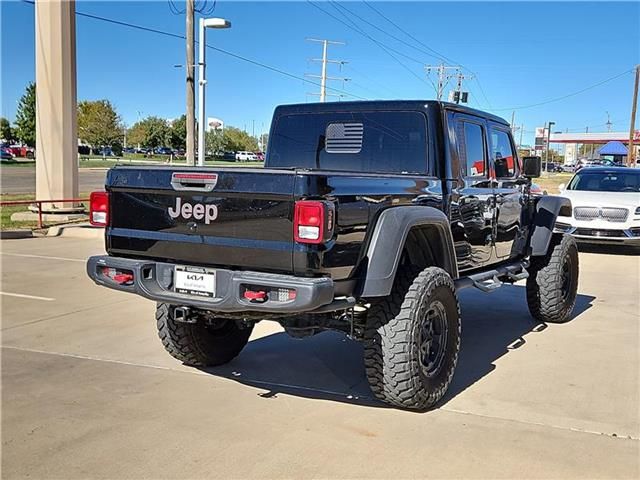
[{"xmin": 87, "ymin": 255, "xmax": 335, "ymax": 313}]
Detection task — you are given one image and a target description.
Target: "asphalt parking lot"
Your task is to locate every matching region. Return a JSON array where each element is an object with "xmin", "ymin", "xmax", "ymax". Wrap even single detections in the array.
[{"xmin": 1, "ymin": 235, "xmax": 638, "ymax": 479}]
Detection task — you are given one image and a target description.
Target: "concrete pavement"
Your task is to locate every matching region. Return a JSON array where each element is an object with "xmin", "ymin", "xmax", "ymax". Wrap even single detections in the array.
[{"xmin": 1, "ymin": 236, "xmax": 638, "ymax": 478}]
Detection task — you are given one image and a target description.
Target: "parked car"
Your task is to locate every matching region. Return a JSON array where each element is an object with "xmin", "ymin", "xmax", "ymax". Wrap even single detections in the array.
[
  {"xmin": 155, "ymin": 147, "xmax": 173, "ymax": 156},
  {"xmin": 222, "ymin": 151, "xmax": 236, "ymax": 161},
  {"xmin": 555, "ymin": 167, "xmax": 640, "ymax": 245},
  {"xmin": 254, "ymin": 151, "xmax": 265, "ymax": 161},
  {"xmin": 4, "ymin": 144, "xmax": 35, "ymax": 158},
  {"xmin": 87, "ymin": 100, "xmax": 579, "ymax": 410},
  {"xmin": 542, "ymin": 162, "xmax": 562, "ymax": 173},
  {"xmin": 96, "ymin": 147, "xmax": 114, "ymax": 157},
  {"xmin": 0, "ymin": 146, "xmax": 15, "ymax": 160},
  {"xmin": 235, "ymin": 151, "xmax": 257, "ymax": 161}
]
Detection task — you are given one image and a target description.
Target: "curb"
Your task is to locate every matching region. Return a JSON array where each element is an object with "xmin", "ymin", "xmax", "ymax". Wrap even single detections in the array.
[
  {"xmin": 0, "ymin": 230, "xmax": 34, "ymax": 240},
  {"xmin": 47, "ymin": 223, "xmax": 104, "ymax": 239}
]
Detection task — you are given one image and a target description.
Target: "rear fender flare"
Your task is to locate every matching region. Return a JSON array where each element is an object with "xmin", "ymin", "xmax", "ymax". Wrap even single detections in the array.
[
  {"xmin": 359, "ymin": 206, "xmax": 458, "ymax": 297},
  {"xmin": 530, "ymin": 195, "xmax": 572, "ymax": 256}
]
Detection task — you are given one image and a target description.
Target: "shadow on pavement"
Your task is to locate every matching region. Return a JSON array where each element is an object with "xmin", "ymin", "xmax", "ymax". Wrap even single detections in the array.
[{"xmin": 200, "ymin": 285, "xmax": 595, "ymax": 410}]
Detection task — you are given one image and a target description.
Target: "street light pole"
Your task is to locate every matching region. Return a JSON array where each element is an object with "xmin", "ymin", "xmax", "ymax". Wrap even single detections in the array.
[
  {"xmin": 197, "ymin": 17, "xmax": 231, "ymax": 167},
  {"xmin": 185, "ymin": 0, "xmax": 195, "ymax": 166},
  {"xmin": 545, "ymin": 121, "xmax": 555, "ymax": 173},
  {"xmin": 197, "ymin": 18, "xmax": 206, "ymax": 167}
]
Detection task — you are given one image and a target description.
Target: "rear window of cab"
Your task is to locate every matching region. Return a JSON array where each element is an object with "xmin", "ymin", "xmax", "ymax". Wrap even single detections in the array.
[{"xmin": 267, "ymin": 111, "xmax": 428, "ymax": 174}]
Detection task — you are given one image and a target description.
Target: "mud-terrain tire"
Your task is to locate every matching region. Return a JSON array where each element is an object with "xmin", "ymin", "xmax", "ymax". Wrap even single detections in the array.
[
  {"xmin": 526, "ymin": 233, "xmax": 579, "ymax": 324},
  {"xmin": 156, "ymin": 303, "xmax": 253, "ymax": 366},
  {"xmin": 364, "ymin": 267, "xmax": 461, "ymax": 410}
]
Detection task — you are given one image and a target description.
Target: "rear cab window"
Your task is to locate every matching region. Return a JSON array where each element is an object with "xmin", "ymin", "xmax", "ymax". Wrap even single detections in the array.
[
  {"xmin": 267, "ymin": 111, "xmax": 428, "ymax": 174},
  {"xmin": 456, "ymin": 121, "xmax": 487, "ymax": 178}
]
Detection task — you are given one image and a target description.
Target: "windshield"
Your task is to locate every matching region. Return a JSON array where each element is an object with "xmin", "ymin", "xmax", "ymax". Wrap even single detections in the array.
[{"xmin": 567, "ymin": 170, "xmax": 640, "ymax": 192}]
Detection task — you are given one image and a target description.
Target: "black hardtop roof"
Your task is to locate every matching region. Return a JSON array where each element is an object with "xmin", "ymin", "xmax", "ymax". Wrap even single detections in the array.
[{"xmin": 273, "ymin": 100, "xmax": 509, "ymax": 126}]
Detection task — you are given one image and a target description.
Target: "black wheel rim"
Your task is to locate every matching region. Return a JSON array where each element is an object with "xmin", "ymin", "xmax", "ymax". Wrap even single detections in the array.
[
  {"xmin": 560, "ymin": 255, "xmax": 573, "ymax": 303},
  {"xmin": 419, "ymin": 300, "xmax": 448, "ymax": 377}
]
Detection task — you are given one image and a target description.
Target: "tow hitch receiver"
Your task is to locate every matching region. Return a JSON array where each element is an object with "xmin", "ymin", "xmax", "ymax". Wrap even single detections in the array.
[{"xmin": 173, "ymin": 306, "xmax": 196, "ymax": 323}]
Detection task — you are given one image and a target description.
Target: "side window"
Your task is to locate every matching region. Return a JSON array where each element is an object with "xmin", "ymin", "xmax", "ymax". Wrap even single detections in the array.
[
  {"xmin": 457, "ymin": 121, "xmax": 486, "ymax": 177},
  {"xmin": 490, "ymin": 129, "xmax": 516, "ymax": 178}
]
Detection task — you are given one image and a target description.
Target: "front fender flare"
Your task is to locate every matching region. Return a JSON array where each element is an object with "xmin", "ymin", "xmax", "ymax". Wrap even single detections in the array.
[
  {"xmin": 359, "ymin": 206, "xmax": 458, "ymax": 297},
  {"xmin": 530, "ymin": 195, "xmax": 572, "ymax": 256}
]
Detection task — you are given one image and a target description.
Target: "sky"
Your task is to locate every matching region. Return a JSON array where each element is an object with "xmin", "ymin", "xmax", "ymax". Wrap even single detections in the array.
[{"xmin": 1, "ymin": 0, "xmax": 639, "ymax": 146}]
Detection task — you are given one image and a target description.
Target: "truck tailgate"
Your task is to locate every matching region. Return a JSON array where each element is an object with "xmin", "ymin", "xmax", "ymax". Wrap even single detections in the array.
[{"xmin": 105, "ymin": 167, "xmax": 296, "ymax": 273}]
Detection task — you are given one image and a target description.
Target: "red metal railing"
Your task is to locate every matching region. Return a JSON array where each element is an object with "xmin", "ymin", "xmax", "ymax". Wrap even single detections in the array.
[{"xmin": 0, "ymin": 198, "xmax": 89, "ymax": 229}]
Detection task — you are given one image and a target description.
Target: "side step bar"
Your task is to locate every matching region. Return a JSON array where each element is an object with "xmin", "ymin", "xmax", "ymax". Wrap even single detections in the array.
[{"xmin": 455, "ymin": 261, "xmax": 529, "ymax": 293}]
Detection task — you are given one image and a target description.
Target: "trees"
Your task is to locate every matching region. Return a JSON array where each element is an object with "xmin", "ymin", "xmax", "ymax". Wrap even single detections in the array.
[
  {"xmin": 1, "ymin": 117, "xmax": 14, "ymax": 142},
  {"xmin": 15, "ymin": 82, "xmax": 36, "ymax": 147},
  {"xmin": 168, "ymin": 115, "xmax": 187, "ymax": 149},
  {"xmin": 77, "ymin": 100, "xmax": 123, "ymax": 148},
  {"xmin": 223, "ymin": 126, "xmax": 258, "ymax": 152},
  {"xmin": 205, "ymin": 129, "xmax": 225, "ymax": 155},
  {"xmin": 127, "ymin": 116, "xmax": 169, "ymax": 149}
]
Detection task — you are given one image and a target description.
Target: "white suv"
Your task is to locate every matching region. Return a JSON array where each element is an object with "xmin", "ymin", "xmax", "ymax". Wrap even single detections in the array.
[
  {"xmin": 555, "ymin": 167, "xmax": 640, "ymax": 245},
  {"xmin": 235, "ymin": 151, "xmax": 257, "ymax": 161}
]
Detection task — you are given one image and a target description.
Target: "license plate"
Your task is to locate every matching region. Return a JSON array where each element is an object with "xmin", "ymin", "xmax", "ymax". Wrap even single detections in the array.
[{"xmin": 174, "ymin": 266, "xmax": 216, "ymax": 297}]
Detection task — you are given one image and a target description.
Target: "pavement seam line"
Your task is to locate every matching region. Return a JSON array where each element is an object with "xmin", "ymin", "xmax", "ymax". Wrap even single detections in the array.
[
  {"xmin": 2, "ymin": 344, "xmax": 639, "ymax": 442},
  {"xmin": 0, "ymin": 252, "xmax": 86, "ymax": 263},
  {"xmin": 0, "ymin": 292, "xmax": 55, "ymax": 301},
  {"xmin": 0, "ymin": 298, "xmax": 132, "ymax": 331},
  {"xmin": 439, "ymin": 406, "xmax": 639, "ymax": 441}
]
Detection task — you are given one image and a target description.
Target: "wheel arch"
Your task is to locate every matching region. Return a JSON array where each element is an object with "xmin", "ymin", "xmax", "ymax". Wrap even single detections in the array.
[
  {"xmin": 530, "ymin": 196, "xmax": 572, "ymax": 256},
  {"xmin": 358, "ymin": 206, "xmax": 458, "ymax": 297}
]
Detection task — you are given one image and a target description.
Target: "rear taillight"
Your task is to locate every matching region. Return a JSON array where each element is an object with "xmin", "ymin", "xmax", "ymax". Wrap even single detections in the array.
[
  {"xmin": 294, "ymin": 200, "xmax": 332, "ymax": 244},
  {"xmin": 89, "ymin": 191, "xmax": 109, "ymax": 227}
]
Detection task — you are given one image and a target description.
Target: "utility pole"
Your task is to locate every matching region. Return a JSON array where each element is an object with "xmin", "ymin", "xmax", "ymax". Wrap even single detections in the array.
[
  {"xmin": 452, "ymin": 71, "xmax": 472, "ymax": 104},
  {"xmin": 606, "ymin": 111, "xmax": 612, "ymax": 132},
  {"xmin": 305, "ymin": 38, "xmax": 348, "ymax": 102},
  {"xmin": 519, "ymin": 124, "xmax": 524, "ymax": 149},
  {"xmin": 628, "ymin": 64, "xmax": 639, "ymax": 167},
  {"xmin": 185, "ymin": 0, "xmax": 196, "ymax": 165},
  {"xmin": 425, "ymin": 63, "xmax": 460, "ymax": 101}
]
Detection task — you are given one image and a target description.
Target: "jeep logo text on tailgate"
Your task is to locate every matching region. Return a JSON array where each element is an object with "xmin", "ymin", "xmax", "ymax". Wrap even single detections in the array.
[{"xmin": 168, "ymin": 197, "xmax": 218, "ymax": 224}]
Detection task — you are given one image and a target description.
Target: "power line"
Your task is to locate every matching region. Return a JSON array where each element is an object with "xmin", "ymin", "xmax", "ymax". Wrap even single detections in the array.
[
  {"xmin": 330, "ymin": 1, "xmax": 444, "ymax": 63},
  {"xmin": 346, "ymin": 64, "xmax": 400, "ymax": 98},
  {"xmin": 307, "ymin": 0, "xmax": 431, "ymax": 89},
  {"xmin": 362, "ymin": 1, "xmax": 460, "ymax": 67},
  {"xmin": 362, "ymin": 0, "xmax": 493, "ymax": 108},
  {"xmin": 20, "ymin": 0, "xmax": 367, "ymax": 101},
  {"xmin": 493, "ymin": 69, "xmax": 634, "ymax": 111}
]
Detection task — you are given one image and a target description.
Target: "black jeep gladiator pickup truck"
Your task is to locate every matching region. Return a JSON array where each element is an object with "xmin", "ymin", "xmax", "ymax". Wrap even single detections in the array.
[{"xmin": 87, "ymin": 101, "xmax": 579, "ymax": 410}]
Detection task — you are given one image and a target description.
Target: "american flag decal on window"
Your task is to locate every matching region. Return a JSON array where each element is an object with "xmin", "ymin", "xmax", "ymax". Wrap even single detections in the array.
[{"xmin": 325, "ymin": 122, "xmax": 364, "ymax": 153}]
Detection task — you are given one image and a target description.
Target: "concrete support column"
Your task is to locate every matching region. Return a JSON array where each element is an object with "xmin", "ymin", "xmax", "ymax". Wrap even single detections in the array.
[{"xmin": 35, "ymin": 0, "xmax": 80, "ymax": 211}]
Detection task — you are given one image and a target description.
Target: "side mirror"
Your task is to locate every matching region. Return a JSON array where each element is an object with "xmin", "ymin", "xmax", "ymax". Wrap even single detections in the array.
[
  {"xmin": 558, "ymin": 183, "xmax": 566, "ymax": 192},
  {"xmin": 522, "ymin": 156, "xmax": 542, "ymax": 178}
]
